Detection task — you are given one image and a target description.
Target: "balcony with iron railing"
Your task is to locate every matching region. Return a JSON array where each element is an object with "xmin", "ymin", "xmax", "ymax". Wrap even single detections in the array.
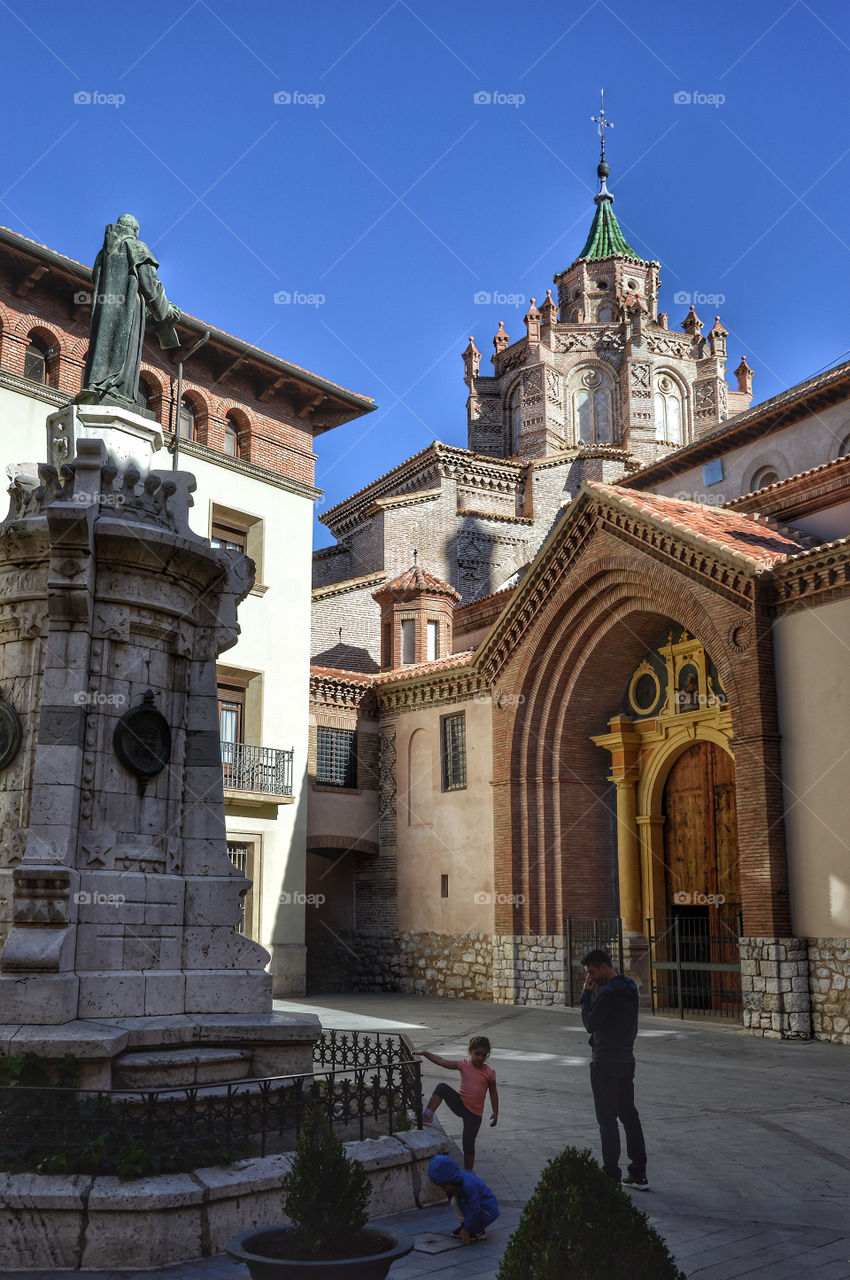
[{"xmin": 221, "ymin": 741, "xmax": 294, "ymax": 805}]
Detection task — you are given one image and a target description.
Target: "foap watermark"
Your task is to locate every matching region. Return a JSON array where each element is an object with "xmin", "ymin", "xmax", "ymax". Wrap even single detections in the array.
[
  {"xmin": 673, "ymin": 90, "xmax": 725, "ymax": 108},
  {"xmin": 673, "ymin": 490, "xmax": 726, "ymax": 507},
  {"xmin": 273, "ymin": 90, "xmax": 325, "ymax": 108},
  {"xmin": 473, "ymin": 690, "xmax": 526, "ymax": 708},
  {"xmin": 74, "ymin": 891, "xmax": 126, "ymax": 906},
  {"xmin": 73, "ymin": 291, "xmax": 126, "ymax": 306},
  {"xmin": 279, "ymin": 891, "xmax": 325, "ymax": 906},
  {"xmin": 72, "ymin": 690, "xmax": 127, "ymax": 708},
  {"xmin": 273, "ymin": 290, "xmax": 325, "ymax": 307},
  {"xmin": 73, "ymin": 90, "xmax": 126, "ymax": 108},
  {"xmin": 473, "ymin": 290, "xmax": 526, "ymax": 306},
  {"xmin": 673, "ymin": 290, "xmax": 726, "ymax": 307},
  {"xmin": 673, "ymin": 891, "xmax": 726, "ymax": 906},
  {"xmin": 473, "ymin": 91, "xmax": 525, "ymax": 108},
  {"xmin": 474, "ymin": 891, "xmax": 526, "ymax": 906},
  {"xmin": 71, "ymin": 490, "xmax": 126, "ymax": 508}
]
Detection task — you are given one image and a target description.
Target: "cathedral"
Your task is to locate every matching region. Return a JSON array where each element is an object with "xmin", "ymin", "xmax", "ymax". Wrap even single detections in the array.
[{"xmin": 307, "ymin": 123, "xmax": 850, "ymax": 1045}]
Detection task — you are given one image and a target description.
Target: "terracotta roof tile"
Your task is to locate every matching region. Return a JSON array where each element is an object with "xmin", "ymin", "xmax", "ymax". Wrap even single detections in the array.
[
  {"xmin": 372, "ymin": 651, "xmax": 476, "ymax": 684},
  {"xmin": 589, "ymin": 482, "xmax": 806, "ymax": 569},
  {"xmin": 375, "ymin": 565, "xmax": 461, "ymax": 599}
]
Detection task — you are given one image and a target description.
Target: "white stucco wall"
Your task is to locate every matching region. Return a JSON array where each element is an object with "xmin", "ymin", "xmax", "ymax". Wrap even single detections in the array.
[{"xmin": 773, "ymin": 599, "xmax": 850, "ymax": 937}]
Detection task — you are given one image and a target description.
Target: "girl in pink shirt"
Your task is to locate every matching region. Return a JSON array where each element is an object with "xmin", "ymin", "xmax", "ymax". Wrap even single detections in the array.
[{"xmin": 413, "ymin": 1035, "xmax": 499, "ymax": 1170}]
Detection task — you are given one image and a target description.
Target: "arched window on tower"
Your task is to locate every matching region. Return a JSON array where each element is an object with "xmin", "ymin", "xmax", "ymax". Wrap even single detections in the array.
[
  {"xmin": 178, "ymin": 397, "xmax": 195, "ymax": 441},
  {"xmin": 24, "ymin": 336, "xmax": 48, "ymax": 383},
  {"xmin": 597, "ymin": 305, "xmax": 613, "ymax": 323},
  {"xmin": 224, "ymin": 417, "xmax": 239, "ymax": 457},
  {"xmin": 508, "ymin": 383, "xmax": 522, "ymax": 454},
  {"xmin": 654, "ymin": 376, "xmax": 684, "ymax": 444},
  {"xmin": 572, "ymin": 367, "xmax": 613, "ymax": 445}
]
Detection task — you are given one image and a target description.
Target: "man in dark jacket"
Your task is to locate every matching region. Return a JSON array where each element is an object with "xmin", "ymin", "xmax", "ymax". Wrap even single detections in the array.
[{"xmin": 581, "ymin": 948, "xmax": 649, "ymax": 1190}]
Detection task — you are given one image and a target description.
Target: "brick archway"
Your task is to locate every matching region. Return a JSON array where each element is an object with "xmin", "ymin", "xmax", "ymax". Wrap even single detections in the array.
[{"xmin": 489, "ymin": 539, "xmax": 790, "ymax": 942}]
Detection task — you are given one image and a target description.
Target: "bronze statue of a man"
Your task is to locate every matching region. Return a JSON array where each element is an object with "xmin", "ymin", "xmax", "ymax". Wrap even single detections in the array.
[{"xmin": 79, "ymin": 215, "xmax": 180, "ymax": 412}]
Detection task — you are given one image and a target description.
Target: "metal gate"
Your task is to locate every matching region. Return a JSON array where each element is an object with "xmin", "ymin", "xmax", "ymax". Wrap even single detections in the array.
[
  {"xmin": 565, "ymin": 918, "xmax": 624, "ymax": 1005},
  {"xmin": 647, "ymin": 913, "xmax": 742, "ymax": 1018}
]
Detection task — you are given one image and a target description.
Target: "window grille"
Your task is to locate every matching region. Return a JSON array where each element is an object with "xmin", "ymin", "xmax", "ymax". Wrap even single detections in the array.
[
  {"xmin": 227, "ymin": 841, "xmax": 251, "ymax": 934},
  {"xmin": 440, "ymin": 712, "xmax": 467, "ymax": 791},
  {"xmin": 25, "ymin": 342, "xmax": 47, "ymax": 383},
  {"xmin": 316, "ymin": 726, "xmax": 357, "ymax": 788}
]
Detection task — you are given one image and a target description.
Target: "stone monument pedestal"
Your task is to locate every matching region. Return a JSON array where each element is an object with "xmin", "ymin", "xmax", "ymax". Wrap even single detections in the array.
[
  {"xmin": 0, "ymin": 413, "xmax": 318, "ymax": 1088},
  {"xmin": 47, "ymin": 401, "xmax": 163, "ymax": 475}
]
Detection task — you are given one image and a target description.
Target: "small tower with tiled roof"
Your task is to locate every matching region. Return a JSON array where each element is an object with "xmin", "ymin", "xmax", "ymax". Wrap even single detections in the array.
[{"xmin": 372, "ymin": 555, "xmax": 461, "ymax": 671}]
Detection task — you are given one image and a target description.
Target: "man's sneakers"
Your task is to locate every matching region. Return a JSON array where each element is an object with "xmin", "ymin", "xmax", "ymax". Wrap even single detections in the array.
[
  {"xmin": 622, "ymin": 1173, "xmax": 651, "ymax": 1191},
  {"xmin": 450, "ymin": 1227, "xmax": 462, "ymax": 1238},
  {"xmin": 451, "ymin": 1227, "xmax": 486, "ymax": 1242},
  {"xmin": 422, "ymin": 1107, "xmax": 435, "ymax": 1124}
]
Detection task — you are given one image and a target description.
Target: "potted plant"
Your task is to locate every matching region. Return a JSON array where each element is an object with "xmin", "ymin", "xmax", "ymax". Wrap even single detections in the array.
[{"xmin": 226, "ymin": 1103, "xmax": 414, "ymax": 1279}]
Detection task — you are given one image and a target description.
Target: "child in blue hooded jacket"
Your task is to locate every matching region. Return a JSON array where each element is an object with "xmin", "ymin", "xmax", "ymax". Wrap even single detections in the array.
[{"xmin": 427, "ymin": 1154, "xmax": 499, "ymax": 1245}]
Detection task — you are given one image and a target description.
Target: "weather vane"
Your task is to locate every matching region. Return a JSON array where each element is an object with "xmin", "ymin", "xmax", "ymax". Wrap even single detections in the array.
[{"xmin": 591, "ymin": 89, "xmax": 613, "ymax": 161}]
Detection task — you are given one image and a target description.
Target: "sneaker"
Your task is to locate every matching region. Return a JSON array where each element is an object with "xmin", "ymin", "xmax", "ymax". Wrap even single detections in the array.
[
  {"xmin": 622, "ymin": 1174, "xmax": 650, "ymax": 1191},
  {"xmin": 422, "ymin": 1107, "xmax": 435, "ymax": 1124},
  {"xmin": 450, "ymin": 1227, "xmax": 463, "ymax": 1238},
  {"xmin": 470, "ymin": 1230, "xmax": 486, "ymax": 1242}
]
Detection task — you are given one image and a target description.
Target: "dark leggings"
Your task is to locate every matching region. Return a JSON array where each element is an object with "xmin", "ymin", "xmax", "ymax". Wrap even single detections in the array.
[{"xmin": 434, "ymin": 1082, "xmax": 483, "ymax": 1155}]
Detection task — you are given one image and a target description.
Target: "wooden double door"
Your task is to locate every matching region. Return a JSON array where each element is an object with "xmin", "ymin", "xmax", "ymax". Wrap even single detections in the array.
[{"xmin": 660, "ymin": 741, "xmax": 742, "ymax": 1013}]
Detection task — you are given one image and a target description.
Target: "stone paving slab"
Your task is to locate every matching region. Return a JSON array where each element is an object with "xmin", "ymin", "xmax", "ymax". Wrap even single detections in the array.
[{"xmin": 7, "ymin": 993, "xmax": 850, "ymax": 1279}]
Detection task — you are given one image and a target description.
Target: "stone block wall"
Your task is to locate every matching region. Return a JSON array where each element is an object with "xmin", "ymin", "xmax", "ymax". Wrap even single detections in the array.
[
  {"xmin": 395, "ymin": 932, "xmax": 492, "ymax": 999},
  {"xmin": 739, "ymin": 937, "xmax": 811, "ymax": 1038},
  {"xmin": 492, "ymin": 935, "xmax": 568, "ymax": 1005},
  {"xmin": 808, "ymin": 938, "xmax": 850, "ymax": 1045}
]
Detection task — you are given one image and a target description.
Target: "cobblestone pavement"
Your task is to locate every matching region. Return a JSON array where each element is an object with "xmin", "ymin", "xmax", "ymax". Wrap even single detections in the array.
[{"xmin": 9, "ymin": 992, "xmax": 850, "ymax": 1279}]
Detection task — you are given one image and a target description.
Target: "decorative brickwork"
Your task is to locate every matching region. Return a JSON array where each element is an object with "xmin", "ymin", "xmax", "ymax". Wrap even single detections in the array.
[
  {"xmin": 808, "ymin": 938, "xmax": 850, "ymax": 1044},
  {"xmin": 739, "ymin": 938, "xmax": 812, "ymax": 1038}
]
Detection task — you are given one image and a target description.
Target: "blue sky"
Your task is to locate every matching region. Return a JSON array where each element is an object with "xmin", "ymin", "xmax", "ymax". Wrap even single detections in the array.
[{"xmin": 1, "ymin": 1, "xmax": 849, "ymax": 547}]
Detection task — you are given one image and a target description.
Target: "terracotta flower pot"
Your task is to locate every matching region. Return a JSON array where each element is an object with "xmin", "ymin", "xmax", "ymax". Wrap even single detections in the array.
[{"xmin": 225, "ymin": 1225, "xmax": 414, "ymax": 1280}]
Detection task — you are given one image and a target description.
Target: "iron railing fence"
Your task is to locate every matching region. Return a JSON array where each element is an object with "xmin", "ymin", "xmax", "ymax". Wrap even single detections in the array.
[
  {"xmin": 0, "ymin": 1032, "xmax": 421, "ymax": 1176},
  {"xmin": 647, "ymin": 914, "xmax": 743, "ymax": 1019},
  {"xmin": 221, "ymin": 742, "xmax": 293, "ymax": 796},
  {"xmin": 565, "ymin": 917, "xmax": 625, "ymax": 1004}
]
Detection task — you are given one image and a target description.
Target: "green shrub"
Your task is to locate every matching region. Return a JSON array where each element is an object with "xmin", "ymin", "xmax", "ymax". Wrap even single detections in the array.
[
  {"xmin": 497, "ymin": 1146, "xmax": 686, "ymax": 1280},
  {"xmin": 284, "ymin": 1103, "xmax": 371, "ymax": 1257}
]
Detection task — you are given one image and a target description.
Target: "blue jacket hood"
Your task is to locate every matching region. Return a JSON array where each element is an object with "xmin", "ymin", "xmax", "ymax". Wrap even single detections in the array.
[{"xmin": 428, "ymin": 1154, "xmax": 462, "ymax": 1185}]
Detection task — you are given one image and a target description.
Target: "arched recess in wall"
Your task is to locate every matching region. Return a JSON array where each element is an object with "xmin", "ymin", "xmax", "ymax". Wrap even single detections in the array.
[
  {"xmin": 406, "ymin": 727, "xmax": 433, "ymax": 827},
  {"xmin": 745, "ymin": 449, "xmax": 792, "ymax": 493},
  {"xmin": 506, "ymin": 376, "xmax": 522, "ymax": 455},
  {"xmin": 568, "ymin": 363, "xmax": 615, "ymax": 445},
  {"xmin": 834, "ymin": 427, "xmax": 850, "ymax": 459},
  {"xmin": 653, "ymin": 369, "xmax": 687, "ymax": 445},
  {"xmin": 224, "ymin": 406, "xmax": 252, "ymax": 460}
]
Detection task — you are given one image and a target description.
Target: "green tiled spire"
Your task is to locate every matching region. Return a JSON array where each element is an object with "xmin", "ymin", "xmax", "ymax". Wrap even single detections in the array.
[
  {"xmin": 577, "ymin": 161, "xmax": 640, "ymax": 261},
  {"xmin": 579, "ymin": 92, "xmax": 640, "ymax": 261}
]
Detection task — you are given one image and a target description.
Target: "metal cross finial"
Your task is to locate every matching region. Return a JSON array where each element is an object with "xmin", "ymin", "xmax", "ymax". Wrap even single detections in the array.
[
  {"xmin": 591, "ymin": 88, "xmax": 613, "ymax": 161},
  {"xmin": 413, "ymin": 548, "xmax": 418, "ymax": 565}
]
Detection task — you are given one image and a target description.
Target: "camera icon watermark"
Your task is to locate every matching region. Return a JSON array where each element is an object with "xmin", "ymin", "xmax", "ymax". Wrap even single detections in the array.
[
  {"xmin": 72, "ymin": 690, "xmax": 127, "ymax": 708},
  {"xmin": 673, "ymin": 90, "xmax": 725, "ymax": 108},
  {"xmin": 473, "ymin": 90, "xmax": 525, "ymax": 108},
  {"xmin": 672, "ymin": 890, "xmax": 726, "ymax": 906},
  {"xmin": 74, "ymin": 891, "xmax": 126, "ymax": 906},
  {"xmin": 673, "ymin": 290, "xmax": 726, "ymax": 307},
  {"xmin": 73, "ymin": 90, "xmax": 126, "ymax": 108},
  {"xmin": 279, "ymin": 891, "xmax": 325, "ymax": 906},
  {"xmin": 273, "ymin": 90, "xmax": 325, "ymax": 108},
  {"xmin": 273, "ymin": 290, "xmax": 326, "ymax": 307}
]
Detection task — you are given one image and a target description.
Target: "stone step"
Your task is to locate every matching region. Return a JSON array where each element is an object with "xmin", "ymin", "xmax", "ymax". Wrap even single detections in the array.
[{"xmin": 113, "ymin": 1045, "xmax": 253, "ymax": 1088}]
